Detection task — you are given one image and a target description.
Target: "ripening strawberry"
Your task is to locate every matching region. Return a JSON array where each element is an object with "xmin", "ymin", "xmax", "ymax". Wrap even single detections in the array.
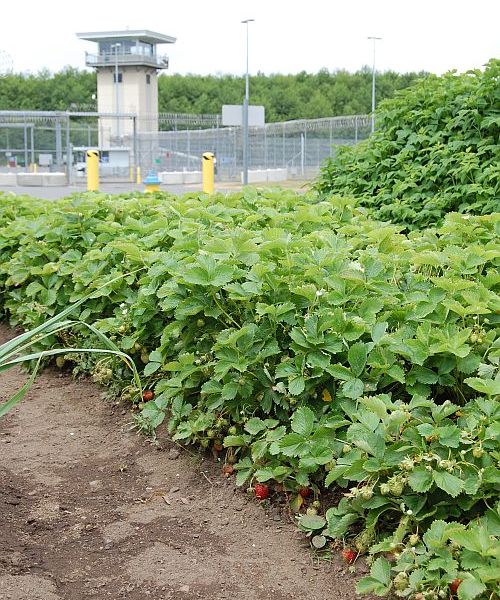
[
  {"xmin": 299, "ymin": 487, "xmax": 311, "ymax": 498},
  {"xmin": 254, "ymin": 483, "xmax": 269, "ymax": 500},
  {"xmin": 449, "ymin": 579, "xmax": 462, "ymax": 595},
  {"xmin": 142, "ymin": 390, "xmax": 154, "ymax": 401},
  {"xmin": 341, "ymin": 549, "xmax": 357, "ymax": 564},
  {"xmin": 222, "ymin": 464, "xmax": 234, "ymax": 476}
]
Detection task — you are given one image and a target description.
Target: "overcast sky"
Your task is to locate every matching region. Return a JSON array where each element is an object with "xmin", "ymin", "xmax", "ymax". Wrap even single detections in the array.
[{"xmin": 1, "ymin": 0, "xmax": 498, "ymax": 76}]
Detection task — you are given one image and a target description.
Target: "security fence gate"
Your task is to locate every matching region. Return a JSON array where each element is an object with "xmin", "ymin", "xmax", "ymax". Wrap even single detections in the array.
[{"xmin": 0, "ymin": 111, "xmax": 369, "ymax": 184}]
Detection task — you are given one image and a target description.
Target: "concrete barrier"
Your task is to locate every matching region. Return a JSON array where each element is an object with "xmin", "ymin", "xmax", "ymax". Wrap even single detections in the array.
[
  {"xmin": 159, "ymin": 171, "xmax": 183, "ymax": 185},
  {"xmin": 267, "ymin": 168, "xmax": 288, "ymax": 182},
  {"xmin": 0, "ymin": 173, "xmax": 17, "ymax": 186},
  {"xmin": 16, "ymin": 172, "xmax": 67, "ymax": 186},
  {"xmin": 159, "ymin": 171, "xmax": 203, "ymax": 185},
  {"xmin": 240, "ymin": 169, "xmax": 289, "ymax": 184},
  {"xmin": 182, "ymin": 171, "xmax": 202, "ymax": 184},
  {"xmin": 16, "ymin": 173, "xmax": 44, "ymax": 186},
  {"xmin": 42, "ymin": 173, "xmax": 67, "ymax": 186},
  {"xmin": 241, "ymin": 169, "xmax": 268, "ymax": 184}
]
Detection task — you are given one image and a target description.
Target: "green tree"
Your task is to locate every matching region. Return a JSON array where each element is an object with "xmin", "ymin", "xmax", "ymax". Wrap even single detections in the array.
[{"xmin": 0, "ymin": 68, "xmax": 427, "ymax": 121}]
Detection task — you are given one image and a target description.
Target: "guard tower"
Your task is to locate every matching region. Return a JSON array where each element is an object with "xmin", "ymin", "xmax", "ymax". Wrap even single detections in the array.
[{"xmin": 77, "ymin": 30, "xmax": 176, "ymax": 147}]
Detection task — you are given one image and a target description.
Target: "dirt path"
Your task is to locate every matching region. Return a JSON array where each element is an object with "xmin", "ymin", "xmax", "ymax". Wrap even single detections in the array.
[{"xmin": 0, "ymin": 325, "xmax": 363, "ymax": 600}]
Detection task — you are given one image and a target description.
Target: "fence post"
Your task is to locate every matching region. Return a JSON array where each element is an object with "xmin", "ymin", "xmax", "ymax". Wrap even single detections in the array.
[
  {"xmin": 55, "ymin": 118, "xmax": 63, "ymax": 168},
  {"xmin": 23, "ymin": 123, "xmax": 28, "ymax": 171},
  {"xmin": 133, "ymin": 115, "xmax": 138, "ymax": 179},
  {"xmin": 65, "ymin": 114, "xmax": 72, "ymax": 185},
  {"xmin": 301, "ymin": 133, "xmax": 305, "ymax": 177},
  {"xmin": 30, "ymin": 125, "xmax": 35, "ymax": 167},
  {"xmin": 282, "ymin": 123, "xmax": 285, "ymax": 168}
]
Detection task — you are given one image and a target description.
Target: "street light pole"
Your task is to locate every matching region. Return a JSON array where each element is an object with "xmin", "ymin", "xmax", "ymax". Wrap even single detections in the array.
[
  {"xmin": 241, "ymin": 18, "xmax": 254, "ymax": 186},
  {"xmin": 368, "ymin": 36, "xmax": 381, "ymax": 134},
  {"xmin": 112, "ymin": 43, "xmax": 121, "ymax": 141}
]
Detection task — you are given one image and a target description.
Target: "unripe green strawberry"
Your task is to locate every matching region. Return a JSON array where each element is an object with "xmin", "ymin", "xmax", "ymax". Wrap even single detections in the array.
[
  {"xmin": 359, "ymin": 486, "xmax": 373, "ymax": 500},
  {"xmin": 388, "ymin": 478, "xmax": 405, "ymax": 496},
  {"xmin": 400, "ymin": 458, "xmax": 414, "ymax": 471},
  {"xmin": 228, "ymin": 425, "xmax": 238, "ymax": 436},
  {"xmin": 306, "ymin": 507, "xmax": 318, "ymax": 516},
  {"xmin": 393, "ymin": 572, "xmax": 408, "ymax": 591},
  {"xmin": 354, "ymin": 529, "xmax": 374, "ymax": 553},
  {"xmin": 472, "ymin": 446, "xmax": 484, "ymax": 458},
  {"xmin": 409, "ymin": 533, "xmax": 420, "ymax": 546},
  {"xmin": 380, "ymin": 483, "xmax": 391, "ymax": 496}
]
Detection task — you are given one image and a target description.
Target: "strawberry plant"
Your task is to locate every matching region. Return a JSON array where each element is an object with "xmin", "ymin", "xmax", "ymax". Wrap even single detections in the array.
[{"xmin": 0, "ymin": 189, "xmax": 498, "ymax": 598}]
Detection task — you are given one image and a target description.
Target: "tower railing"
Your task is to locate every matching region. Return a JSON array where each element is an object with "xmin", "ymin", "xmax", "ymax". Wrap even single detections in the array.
[{"xmin": 84, "ymin": 52, "xmax": 169, "ymax": 69}]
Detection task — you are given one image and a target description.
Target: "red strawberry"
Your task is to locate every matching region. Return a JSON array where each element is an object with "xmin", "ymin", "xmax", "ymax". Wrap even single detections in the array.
[
  {"xmin": 449, "ymin": 579, "xmax": 462, "ymax": 595},
  {"xmin": 342, "ymin": 549, "xmax": 357, "ymax": 564},
  {"xmin": 299, "ymin": 487, "xmax": 311, "ymax": 498},
  {"xmin": 142, "ymin": 390, "xmax": 154, "ymax": 401},
  {"xmin": 255, "ymin": 483, "xmax": 269, "ymax": 500}
]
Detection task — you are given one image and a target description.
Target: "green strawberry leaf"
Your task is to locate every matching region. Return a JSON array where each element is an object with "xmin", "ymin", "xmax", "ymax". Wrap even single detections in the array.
[
  {"xmin": 433, "ymin": 470, "xmax": 464, "ymax": 498},
  {"xmin": 408, "ymin": 467, "xmax": 434, "ymax": 493}
]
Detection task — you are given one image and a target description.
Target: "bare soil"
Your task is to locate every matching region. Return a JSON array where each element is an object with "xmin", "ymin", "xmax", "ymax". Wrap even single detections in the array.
[{"xmin": 0, "ymin": 324, "xmax": 364, "ymax": 600}]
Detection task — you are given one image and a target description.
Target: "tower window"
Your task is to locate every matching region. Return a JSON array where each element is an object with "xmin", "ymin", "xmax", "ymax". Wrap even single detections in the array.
[
  {"xmin": 146, "ymin": 74, "xmax": 151, "ymax": 84},
  {"xmin": 113, "ymin": 72, "xmax": 123, "ymax": 83}
]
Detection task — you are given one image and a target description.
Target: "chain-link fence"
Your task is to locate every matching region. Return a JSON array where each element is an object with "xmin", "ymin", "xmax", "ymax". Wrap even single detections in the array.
[
  {"xmin": 0, "ymin": 111, "xmax": 370, "ymax": 184},
  {"xmin": 138, "ymin": 115, "xmax": 371, "ymax": 181}
]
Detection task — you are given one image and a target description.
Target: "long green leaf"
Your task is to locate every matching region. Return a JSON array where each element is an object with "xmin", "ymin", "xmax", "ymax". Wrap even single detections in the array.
[
  {"xmin": 0, "ymin": 357, "xmax": 42, "ymax": 418},
  {"xmin": 0, "ymin": 269, "xmax": 142, "ymax": 361}
]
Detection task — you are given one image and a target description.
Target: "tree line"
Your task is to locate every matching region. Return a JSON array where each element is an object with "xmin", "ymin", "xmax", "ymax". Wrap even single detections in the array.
[{"xmin": 0, "ymin": 67, "xmax": 428, "ymax": 121}]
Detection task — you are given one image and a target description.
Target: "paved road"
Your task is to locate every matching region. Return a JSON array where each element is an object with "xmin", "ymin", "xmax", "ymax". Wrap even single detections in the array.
[
  {"xmin": 0, "ymin": 179, "xmax": 311, "ymax": 200},
  {"xmin": 0, "ymin": 182, "xmax": 236, "ymax": 200}
]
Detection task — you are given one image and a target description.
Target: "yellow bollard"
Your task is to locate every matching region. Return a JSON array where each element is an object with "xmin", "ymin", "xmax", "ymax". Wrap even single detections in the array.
[
  {"xmin": 33, "ymin": 163, "xmax": 38, "ymax": 174},
  {"xmin": 129, "ymin": 166, "xmax": 134, "ymax": 182},
  {"xmin": 202, "ymin": 152, "xmax": 214, "ymax": 194},
  {"xmin": 86, "ymin": 150, "xmax": 99, "ymax": 192},
  {"xmin": 136, "ymin": 166, "xmax": 142, "ymax": 185}
]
